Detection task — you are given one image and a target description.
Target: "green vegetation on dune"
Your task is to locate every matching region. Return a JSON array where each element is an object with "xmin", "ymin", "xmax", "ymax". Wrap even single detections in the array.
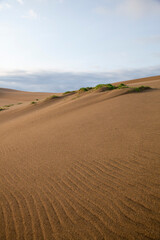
[
  {"xmin": 0, "ymin": 104, "xmax": 14, "ymax": 111},
  {"xmin": 44, "ymin": 95, "xmax": 60, "ymax": 101},
  {"xmin": 130, "ymin": 86, "xmax": 151, "ymax": 92},
  {"xmin": 79, "ymin": 87, "xmax": 88, "ymax": 92},
  {"xmin": 86, "ymin": 87, "xmax": 93, "ymax": 91},
  {"xmin": 93, "ymin": 83, "xmax": 151, "ymax": 92},
  {"xmin": 117, "ymin": 83, "xmax": 129, "ymax": 89},
  {"xmin": 78, "ymin": 87, "xmax": 93, "ymax": 92},
  {"xmin": 94, "ymin": 84, "xmax": 106, "ymax": 89},
  {"xmin": 49, "ymin": 95, "xmax": 60, "ymax": 99},
  {"xmin": 0, "ymin": 107, "xmax": 5, "ymax": 111},
  {"xmin": 106, "ymin": 84, "xmax": 116, "ymax": 90},
  {"xmin": 94, "ymin": 83, "xmax": 116, "ymax": 90},
  {"xmin": 63, "ymin": 91, "xmax": 76, "ymax": 95},
  {"xmin": 0, "ymin": 102, "xmax": 23, "ymax": 112},
  {"xmin": 3, "ymin": 104, "xmax": 14, "ymax": 108},
  {"xmin": 62, "ymin": 83, "xmax": 152, "ymax": 95}
]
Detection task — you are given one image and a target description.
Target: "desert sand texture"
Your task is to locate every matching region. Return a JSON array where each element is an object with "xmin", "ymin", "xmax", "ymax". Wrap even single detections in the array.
[{"xmin": 0, "ymin": 76, "xmax": 160, "ymax": 240}]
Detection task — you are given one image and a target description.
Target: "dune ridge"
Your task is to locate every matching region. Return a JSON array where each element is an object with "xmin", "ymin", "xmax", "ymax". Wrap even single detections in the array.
[{"xmin": 0, "ymin": 76, "xmax": 160, "ymax": 240}]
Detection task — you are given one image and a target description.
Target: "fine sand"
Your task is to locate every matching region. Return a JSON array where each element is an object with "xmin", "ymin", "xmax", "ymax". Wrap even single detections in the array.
[{"xmin": 0, "ymin": 76, "xmax": 160, "ymax": 240}]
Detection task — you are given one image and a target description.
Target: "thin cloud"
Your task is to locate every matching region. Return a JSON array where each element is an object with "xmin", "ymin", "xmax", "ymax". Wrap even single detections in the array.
[
  {"xmin": 95, "ymin": 0, "xmax": 160, "ymax": 18},
  {"xmin": 22, "ymin": 9, "xmax": 38, "ymax": 19},
  {"xmin": 0, "ymin": 66, "xmax": 159, "ymax": 92},
  {"xmin": 17, "ymin": 0, "xmax": 24, "ymax": 4},
  {"xmin": 5, "ymin": 3, "xmax": 11, "ymax": 8},
  {"xmin": 0, "ymin": 3, "xmax": 11, "ymax": 10}
]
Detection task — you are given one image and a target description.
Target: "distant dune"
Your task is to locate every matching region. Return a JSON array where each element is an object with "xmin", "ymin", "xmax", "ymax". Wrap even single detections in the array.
[
  {"xmin": 0, "ymin": 76, "xmax": 160, "ymax": 240},
  {"xmin": 0, "ymin": 88, "xmax": 53, "ymax": 106}
]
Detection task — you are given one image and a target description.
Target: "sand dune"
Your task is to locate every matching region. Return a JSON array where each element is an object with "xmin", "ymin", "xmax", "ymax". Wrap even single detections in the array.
[
  {"xmin": 0, "ymin": 88, "xmax": 53, "ymax": 106},
  {"xmin": 0, "ymin": 76, "xmax": 160, "ymax": 240}
]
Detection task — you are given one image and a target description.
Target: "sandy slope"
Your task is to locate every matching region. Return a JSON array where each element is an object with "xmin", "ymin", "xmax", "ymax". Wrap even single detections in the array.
[
  {"xmin": 0, "ymin": 76, "xmax": 160, "ymax": 240},
  {"xmin": 0, "ymin": 88, "xmax": 54, "ymax": 106}
]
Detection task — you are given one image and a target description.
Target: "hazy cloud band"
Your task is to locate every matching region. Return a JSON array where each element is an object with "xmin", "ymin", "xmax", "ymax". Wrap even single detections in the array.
[{"xmin": 0, "ymin": 66, "xmax": 159, "ymax": 92}]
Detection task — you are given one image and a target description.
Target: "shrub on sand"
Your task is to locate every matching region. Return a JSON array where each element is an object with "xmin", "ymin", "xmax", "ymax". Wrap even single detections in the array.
[
  {"xmin": 106, "ymin": 84, "xmax": 116, "ymax": 90},
  {"xmin": 4, "ymin": 104, "xmax": 14, "ymax": 108},
  {"xmin": 63, "ymin": 91, "xmax": 76, "ymax": 95},
  {"xmin": 131, "ymin": 86, "xmax": 151, "ymax": 92},
  {"xmin": 94, "ymin": 84, "xmax": 106, "ymax": 90},
  {"xmin": 49, "ymin": 95, "xmax": 60, "ymax": 99},
  {"xmin": 117, "ymin": 83, "xmax": 129, "ymax": 89},
  {"xmin": 94, "ymin": 83, "xmax": 116, "ymax": 91},
  {"xmin": 86, "ymin": 87, "xmax": 93, "ymax": 91},
  {"xmin": 79, "ymin": 87, "xmax": 89, "ymax": 92}
]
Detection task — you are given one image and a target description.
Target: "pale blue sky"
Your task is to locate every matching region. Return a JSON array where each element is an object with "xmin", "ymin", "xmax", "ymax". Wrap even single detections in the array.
[{"xmin": 0, "ymin": 0, "xmax": 160, "ymax": 91}]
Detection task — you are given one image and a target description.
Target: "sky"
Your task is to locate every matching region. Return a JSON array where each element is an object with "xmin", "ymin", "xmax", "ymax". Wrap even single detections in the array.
[{"xmin": 0, "ymin": 0, "xmax": 160, "ymax": 92}]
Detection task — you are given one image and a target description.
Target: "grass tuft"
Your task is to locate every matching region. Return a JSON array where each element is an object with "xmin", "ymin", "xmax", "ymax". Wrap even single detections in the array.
[
  {"xmin": 106, "ymin": 84, "xmax": 116, "ymax": 90},
  {"xmin": 86, "ymin": 87, "xmax": 93, "ymax": 90},
  {"xmin": 94, "ymin": 84, "xmax": 116, "ymax": 90},
  {"xmin": 63, "ymin": 91, "xmax": 76, "ymax": 95},
  {"xmin": 116, "ymin": 83, "xmax": 129, "ymax": 89},
  {"xmin": 49, "ymin": 95, "xmax": 60, "ymax": 99},
  {"xmin": 131, "ymin": 86, "xmax": 151, "ymax": 92},
  {"xmin": 3, "ymin": 104, "xmax": 14, "ymax": 108},
  {"xmin": 79, "ymin": 87, "xmax": 89, "ymax": 92},
  {"xmin": 0, "ymin": 107, "xmax": 5, "ymax": 111},
  {"xmin": 94, "ymin": 84, "xmax": 106, "ymax": 89}
]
